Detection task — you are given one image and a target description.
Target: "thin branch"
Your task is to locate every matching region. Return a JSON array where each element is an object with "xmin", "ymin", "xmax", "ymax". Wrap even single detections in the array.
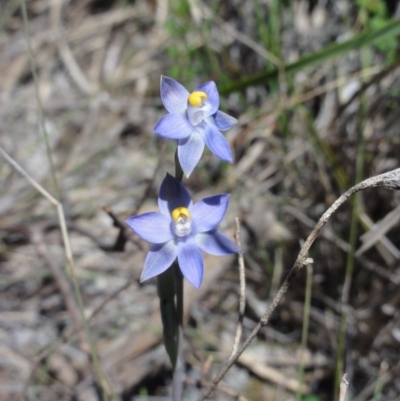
[
  {"xmin": 0, "ymin": 145, "xmax": 110, "ymax": 401},
  {"xmin": 20, "ymin": 0, "xmax": 60, "ymax": 200},
  {"xmin": 0, "ymin": 146, "xmax": 58, "ymax": 206},
  {"xmin": 230, "ymin": 217, "xmax": 246, "ymax": 360},
  {"xmin": 197, "ymin": 167, "xmax": 400, "ymax": 400},
  {"xmin": 102, "ymin": 205, "xmax": 131, "ymax": 251},
  {"xmin": 101, "ymin": 156, "xmax": 163, "ymax": 251}
]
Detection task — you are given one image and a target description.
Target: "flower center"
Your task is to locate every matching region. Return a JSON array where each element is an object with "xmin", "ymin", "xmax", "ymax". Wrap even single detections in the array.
[
  {"xmin": 187, "ymin": 91, "xmax": 209, "ymax": 126},
  {"xmin": 188, "ymin": 91, "xmax": 208, "ymax": 106},
  {"xmin": 171, "ymin": 207, "xmax": 192, "ymax": 237}
]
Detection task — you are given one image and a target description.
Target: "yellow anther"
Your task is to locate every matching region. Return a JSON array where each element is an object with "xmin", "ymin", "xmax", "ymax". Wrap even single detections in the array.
[
  {"xmin": 171, "ymin": 207, "xmax": 191, "ymax": 223},
  {"xmin": 188, "ymin": 91, "xmax": 208, "ymax": 106}
]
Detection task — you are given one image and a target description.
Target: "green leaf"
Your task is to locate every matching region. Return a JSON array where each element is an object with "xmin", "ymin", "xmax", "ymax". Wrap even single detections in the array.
[
  {"xmin": 220, "ymin": 18, "xmax": 400, "ymax": 94},
  {"xmin": 301, "ymin": 395, "xmax": 322, "ymax": 401}
]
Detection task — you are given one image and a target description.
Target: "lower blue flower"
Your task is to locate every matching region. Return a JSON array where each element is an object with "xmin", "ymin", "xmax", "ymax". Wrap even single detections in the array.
[{"xmin": 125, "ymin": 173, "xmax": 239, "ymax": 288}]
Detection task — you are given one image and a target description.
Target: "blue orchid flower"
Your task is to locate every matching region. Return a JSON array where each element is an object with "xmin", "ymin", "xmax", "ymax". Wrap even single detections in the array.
[
  {"xmin": 125, "ymin": 173, "xmax": 238, "ymax": 288},
  {"xmin": 154, "ymin": 76, "xmax": 238, "ymax": 177}
]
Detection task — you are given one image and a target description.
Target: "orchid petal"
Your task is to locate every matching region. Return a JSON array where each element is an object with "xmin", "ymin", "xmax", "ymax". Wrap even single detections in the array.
[
  {"xmin": 141, "ymin": 241, "xmax": 178, "ymax": 282},
  {"xmin": 196, "ymin": 230, "xmax": 239, "ymax": 255},
  {"xmin": 158, "ymin": 173, "xmax": 192, "ymax": 216},
  {"xmin": 177, "ymin": 239, "xmax": 204, "ymax": 288},
  {"xmin": 177, "ymin": 130, "xmax": 205, "ymax": 177},
  {"xmin": 190, "ymin": 194, "xmax": 230, "ymax": 233},
  {"xmin": 160, "ymin": 76, "xmax": 190, "ymax": 114},
  {"xmin": 194, "ymin": 81, "xmax": 219, "ymax": 116},
  {"xmin": 125, "ymin": 212, "xmax": 173, "ymax": 243},
  {"xmin": 201, "ymin": 123, "xmax": 233, "ymax": 163},
  {"xmin": 213, "ymin": 110, "xmax": 237, "ymax": 131},
  {"xmin": 154, "ymin": 113, "xmax": 193, "ymax": 139}
]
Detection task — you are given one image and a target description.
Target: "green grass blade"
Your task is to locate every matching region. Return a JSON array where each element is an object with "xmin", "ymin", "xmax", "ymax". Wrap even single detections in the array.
[{"xmin": 220, "ymin": 18, "xmax": 400, "ymax": 94}]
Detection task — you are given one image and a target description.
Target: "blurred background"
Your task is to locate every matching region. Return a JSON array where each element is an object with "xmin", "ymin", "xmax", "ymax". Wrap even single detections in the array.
[{"xmin": 1, "ymin": 0, "xmax": 400, "ymax": 400}]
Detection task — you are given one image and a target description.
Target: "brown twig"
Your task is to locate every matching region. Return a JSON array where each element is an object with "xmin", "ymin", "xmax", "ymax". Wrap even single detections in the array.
[
  {"xmin": 44, "ymin": 218, "xmax": 143, "ymax": 252},
  {"xmin": 102, "ymin": 205, "xmax": 132, "ymax": 251},
  {"xmin": 197, "ymin": 168, "xmax": 400, "ymax": 400},
  {"xmin": 284, "ymin": 204, "xmax": 400, "ymax": 284},
  {"xmin": 230, "ymin": 217, "xmax": 246, "ymax": 360},
  {"xmin": 102, "ymin": 155, "xmax": 164, "ymax": 251}
]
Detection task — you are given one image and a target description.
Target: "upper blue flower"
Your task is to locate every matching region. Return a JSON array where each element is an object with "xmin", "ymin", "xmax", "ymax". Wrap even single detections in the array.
[
  {"xmin": 154, "ymin": 76, "xmax": 238, "ymax": 177},
  {"xmin": 125, "ymin": 173, "xmax": 239, "ymax": 288}
]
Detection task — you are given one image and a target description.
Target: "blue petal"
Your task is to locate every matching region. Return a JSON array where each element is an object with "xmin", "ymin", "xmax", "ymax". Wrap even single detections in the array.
[
  {"xmin": 160, "ymin": 76, "xmax": 189, "ymax": 114},
  {"xmin": 125, "ymin": 212, "xmax": 173, "ymax": 243},
  {"xmin": 177, "ymin": 239, "xmax": 204, "ymax": 288},
  {"xmin": 194, "ymin": 81, "xmax": 219, "ymax": 115},
  {"xmin": 141, "ymin": 241, "xmax": 178, "ymax": 282},
  {"xmin": 158, "ymin": 173, "xmax": 193, "ymax": 216},
  {"xmin": 201, "ymin": 123, "xmax": 233, "ymax": 163},
  {"xmin": 213, "ymin": 111, "xmax": 237, "ymax": 131},
  {"xmin": 154, "ymin": 113, "xmax": 193, "ymax": 139},
  {"xmin": 195, "ymin": 230, "xmax": 239, "ymax": 255},
  {"xmin": 190, "ymin": 194, "xmax": 230, "ymax": 233},
  {"xmin": 177, "ymin": 130, "xmax": 205, "ymax": 177}
]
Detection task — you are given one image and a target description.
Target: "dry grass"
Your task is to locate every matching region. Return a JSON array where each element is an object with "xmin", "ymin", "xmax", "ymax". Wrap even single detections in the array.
[{"xmin": 1, "ymin": 0, "xmax": 400, "ymax": 400}]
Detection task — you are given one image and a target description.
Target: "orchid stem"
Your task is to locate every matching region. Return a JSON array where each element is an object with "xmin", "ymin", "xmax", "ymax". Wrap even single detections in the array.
[
  {"xmin": 175, "ymin": 263, "xmax": 184, "ymax": 328},
  {"xmin": 157, "ymin": 268, "xmax": 177, "ymax": 369},
  {"xmin": 171, "ymin": 148, "xmax": 185, "ymax": 400},
  {"xmin": 172, "ymin": 263, "xmax": 184, "ymax": 401},
  {"xmin": 174, "ymin": 148, "xmax": 184, "ymax": 182}
]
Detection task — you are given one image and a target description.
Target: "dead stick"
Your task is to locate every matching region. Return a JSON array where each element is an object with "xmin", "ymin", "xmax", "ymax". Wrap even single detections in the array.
[
  {"xmin": 339, "ymin": 373, "xmax": 349, "ymax": 401},
  {"xmin": 197, "ymin": 168, "xmax": 400, "ymax": 400},
  {"xmin": 230, "ymin": 217, "xmax": 246, "ymax": 360}
]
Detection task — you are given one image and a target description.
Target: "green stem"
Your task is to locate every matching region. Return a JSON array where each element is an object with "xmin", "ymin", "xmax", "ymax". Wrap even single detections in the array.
[
  {"xmin": 172, "ymin": 148, "xmax": 184, "ymax": 400},
  {"xmin": 175, "ymin": 263, "xmax": 184, "ymax": 328},
  {"xmin": 335, "ymin": 37, "xmax": 368, "ymax": 397},
  {"xmin": 220, "ymin": 18, "xmax": 400, "ymax": 95},
  {"xmin": 157, "ymin": 267, "xmax": 178, "ymax": 368},
  {"xmin": 172, "ymin": 264, "xmax": 184, "ymax": 401},
  {"xmin": 175, "ymin": 148, "xmax": 184, "ymax": 181},
  {"xmin": 297, "ymin": 262, "xmax": 312, "ymax": 400}
]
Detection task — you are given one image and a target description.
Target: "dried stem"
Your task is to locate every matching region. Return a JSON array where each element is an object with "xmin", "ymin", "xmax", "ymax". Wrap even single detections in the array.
[
  {"xmin": 0, "ymin": 145, "xmax": 110, "ymax": 401},
  {"xmin": 197, "ymin": 167, "xmax": 400, "ymax": 400},
  {"xmin": 20, "ymin": 0, "xmax": 60, "ymax": 200},
  {"xmin": 230, "ymin": 217, "xmax": 246, "ymax": 360},
  {"xmin": 339, "ymin": 373, "xmax": 349, "ymax": 401}
]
